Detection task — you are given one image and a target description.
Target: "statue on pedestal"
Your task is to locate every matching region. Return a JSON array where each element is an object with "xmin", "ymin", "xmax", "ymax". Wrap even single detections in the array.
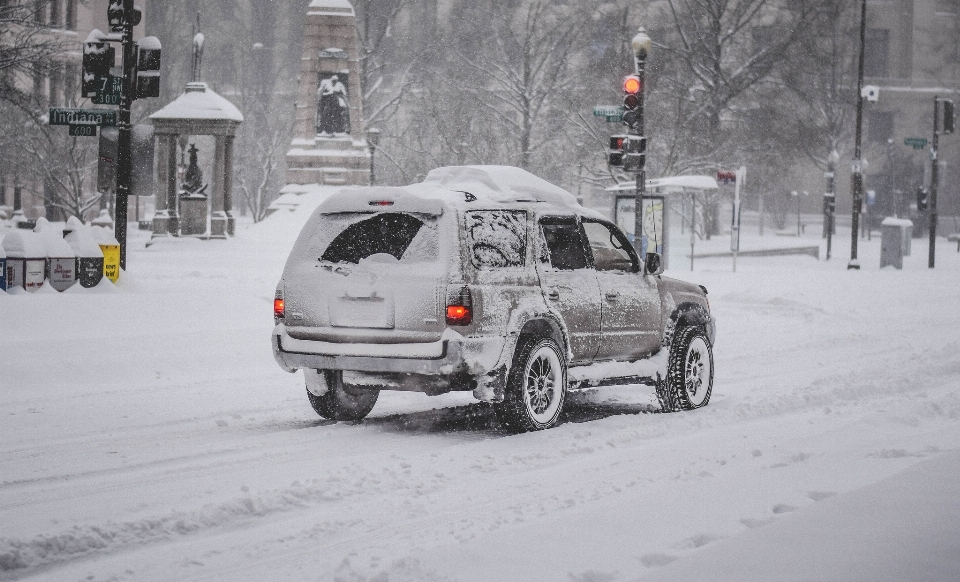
[{"xmin": 316, "ymin": 73, "xmax": 350, "ymax": 136}]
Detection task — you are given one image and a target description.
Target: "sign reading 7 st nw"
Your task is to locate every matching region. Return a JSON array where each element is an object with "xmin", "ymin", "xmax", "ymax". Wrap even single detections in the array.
[{"xmin": 48, "ymin": 108, "xmax": 117, "ymax": 127}]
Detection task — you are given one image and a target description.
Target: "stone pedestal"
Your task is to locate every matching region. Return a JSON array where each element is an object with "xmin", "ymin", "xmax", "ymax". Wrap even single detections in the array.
[
  {"xmin": 180, "ymin": 195, "xmax": 207, "ymax": 236},
  {"xmin": 285, "ymin": 0, "xmax": 371, "ymax": 187}
]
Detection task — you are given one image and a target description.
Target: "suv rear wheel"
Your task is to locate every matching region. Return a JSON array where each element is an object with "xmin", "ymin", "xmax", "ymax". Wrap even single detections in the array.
[
  {"xmin": 657, "ymin": 326, "xmax": 713, "ymax": 412},
  {"xmin": 494, "ymin": 336, "xmax": 567, "ymax": 432},
  {"xmin": 306, "ymin": 370, "xmax": 379, "ymax": 421}
]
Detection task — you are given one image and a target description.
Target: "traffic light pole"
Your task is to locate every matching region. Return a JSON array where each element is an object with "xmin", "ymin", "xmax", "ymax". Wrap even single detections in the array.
[
  {"xmin": 849, "ymin": 0, "xmax": 867, "ymax": 270},
  {"xmin": 633, "ymin": 59, "xmax": 646, "ymax": 259},
  {"xmin": 114, "ymin": 0, "xmax": 136, "ymax": 271},
  {"xmin": 928, "ymin": 97, "xmax": 940, "ymax": 269}
]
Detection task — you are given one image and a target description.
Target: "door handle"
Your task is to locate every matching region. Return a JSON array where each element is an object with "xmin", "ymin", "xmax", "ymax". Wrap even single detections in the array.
[
  {"xmin": 547, "ymin": 289, "xmax": 560, "ymax": 300},
  {"xmin": 605, "ymin": 292, "xmax": 620, "ymax": 301}
]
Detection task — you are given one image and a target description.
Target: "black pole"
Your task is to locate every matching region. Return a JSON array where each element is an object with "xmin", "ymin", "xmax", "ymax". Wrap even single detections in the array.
[
  {"xmin": 369, "ymin": 144, "xmax": 376, "ymax": 186},
  {"xmin": 115, "ymin": 0, "xmax": 135, "ymax": 271},
  {"xmin": 929, "ymin": 97, "xmax": 940, "ymax": 269},
  {"xmin": 849, "ymin": 0, "xmax": 867, "ymax": 270},
  {"xmin": 825, "ymin": 160, "xmax": 835, "ymax": 261}
]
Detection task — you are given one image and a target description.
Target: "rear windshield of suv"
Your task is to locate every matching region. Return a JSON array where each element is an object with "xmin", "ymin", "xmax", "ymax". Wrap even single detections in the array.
[
  {"xmin": 314, "ymin": 212, "xmax": 440, "ymax": 265},
  {"xmin": 465, "ymin": 210, "xmax": 527, "ymax": 268}
]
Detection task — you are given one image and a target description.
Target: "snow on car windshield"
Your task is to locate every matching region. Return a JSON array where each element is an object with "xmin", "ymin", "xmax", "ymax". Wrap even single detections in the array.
[
  {"xmin": 465, "ymin": 210, "xmax": 526, "ymax": 268},
  {"xmin": 320, "ymin": 213, "xmax": 438, "ymax": 264}
]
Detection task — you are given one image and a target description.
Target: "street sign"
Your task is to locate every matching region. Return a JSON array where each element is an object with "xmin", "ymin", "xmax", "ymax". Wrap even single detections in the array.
[
  {"xmin": 904, "ymin": 137, "xmax": 928, "ymax": 150},
  {"xmin": 69, "ymin": 123, "xmax": 98, "ymax": 137},
  {"xmin": 717, "ymin": 170, "xmax": 737, "ymax": 184},
  {"xmin": 92, "ymin": 76, "xmax": 122, "ymax": 105},
  {"xmin": 593, "ymin": 105, "xmax": 625, "ymax": 123},
  {"xmin": 49, "ymin": 108, "xmax": 117, "ymax": 127}
]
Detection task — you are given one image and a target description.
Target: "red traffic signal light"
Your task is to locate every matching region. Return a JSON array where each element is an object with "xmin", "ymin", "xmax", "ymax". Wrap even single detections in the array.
[{"xmin": 623, "ymin": 75, "xmax": 643, "ymax": 112}]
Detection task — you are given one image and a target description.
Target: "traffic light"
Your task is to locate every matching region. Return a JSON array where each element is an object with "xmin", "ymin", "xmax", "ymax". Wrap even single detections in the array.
[
  {"xmin": 82, "ymin": 41, "xmax": 114, "ymax": 97},
  {"xmin": 622, "ymin": 75, "xmax": 642, "ymax": 128},
  {"xmin": 108, "ymin": 2, "xmax": 142, "ymax": 33},
  {"xmin": 608, "ymin": 135, "xmax": 626, "ymax": 167},
  {"xmin": 135, "ymin": 37, "xmax": 162, "ymax": 99},
  {"xmin": 622, "ymin": 135, "xmax": 646, "ymax": 172},
  {"xmin": 823, "ymin": 194, "xmax": 836, "ymax": 214},
  {"xmin": 943, "ymin": 99, "xmax": 955, "ymax": 135},
  {"xmin": 917, "ymin": 186, "xmax": 929, "ymax": 211}
]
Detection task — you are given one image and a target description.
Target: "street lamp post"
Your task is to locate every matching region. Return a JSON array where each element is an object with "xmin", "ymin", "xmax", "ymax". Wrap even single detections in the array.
[
  {"xmin": 849, "ymin": 0, "xmax": 868, "ymax": 270},
  {"xmin": 631, "ymin": 28, "xmax": 651, "ymax": 260},
  {"xmin": 824, "ymin": 149, "xmax": 839, "ymax": 260},
  {"xmin": 366, "ymin": 127, "xmax": 381, "ymax": 186}
]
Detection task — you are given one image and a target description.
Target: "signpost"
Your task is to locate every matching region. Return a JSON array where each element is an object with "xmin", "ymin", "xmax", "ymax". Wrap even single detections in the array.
[
  {"xmin": 719, "ymin": 167, "xmax": 746, "ymax": 272},
  {"xmin": 904, "ymin": 137, "xmax": 928, "ymax": 150},
  {"xmin": 593, "ymin": 105, "xmax": 625, "ymax": 123}
]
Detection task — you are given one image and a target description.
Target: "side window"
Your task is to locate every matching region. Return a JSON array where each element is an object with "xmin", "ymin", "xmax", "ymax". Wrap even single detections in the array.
[
  {"xmin": 540, "ymin": 219, "xmax": 589, "ymax": 270},
  {"xmin": 583, "ymin": 221, "xmax": 638, "ymax": 273},
  {"xmin": 465, "ymin": 210, "xmax": 527, "ymax": 268}
]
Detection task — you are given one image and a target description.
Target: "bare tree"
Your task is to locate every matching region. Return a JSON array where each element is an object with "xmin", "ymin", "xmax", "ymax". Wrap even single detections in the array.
[
  {"xmin": 0, "ymin": 2, "xmax": 69, "ymax": 109},
  {"xmin": 455, "ymin": 0, "xmax": 587, "ymax": 171},
  {"xmin": 18, "ymin": 111, "xmax": 101, "ymax": 220}
]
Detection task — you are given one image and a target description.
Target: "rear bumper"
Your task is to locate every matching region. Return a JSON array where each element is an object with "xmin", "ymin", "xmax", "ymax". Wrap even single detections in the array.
[{"xmin": 272, "ymin": 324, "xmax": 500, "ymax": 377}]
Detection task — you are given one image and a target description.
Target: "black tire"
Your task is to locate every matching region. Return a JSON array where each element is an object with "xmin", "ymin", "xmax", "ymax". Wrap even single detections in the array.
[
  {"xmin": 656, "ymin": 326, "xmax": 713, "ymax": 412},
  {"xmin": 493, "ymin": 336, "xmax": 567, "ymax": 432},
  {"xmin": 306, "ymin": 370, "xmax": 379, "ymax": 421}
]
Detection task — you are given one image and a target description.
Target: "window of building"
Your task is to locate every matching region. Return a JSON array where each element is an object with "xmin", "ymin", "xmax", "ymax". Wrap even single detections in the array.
[
  {"xmin": 868, "ymin": 111, "xmax": 895, "ymax": 143},
  {"xmin": 864, "ymin": 28, "xmax": 890, "ymax": 78},
  {"xmin": 49, "ymin": 0, "xmax": 61, "ymax": 27},
  {"xmin": 66, "ymin": 0, "xmax": 77, "ymax": 30}
]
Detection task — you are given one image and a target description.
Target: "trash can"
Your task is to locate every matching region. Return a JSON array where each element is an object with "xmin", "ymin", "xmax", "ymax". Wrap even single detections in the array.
[
  {"xmin": 880, "ymin": 217, "xmax": 913, "ymax": 270},
  {"xmin": 92, "ymin": 226, "xmax": 121, "ymax": 283},
  {"xmin": 2, "ymin": 230, "xmax": 47, "ymax": 291},
  {"xmin": 34, "ymin": 218, "xmax": 77, "ymax": 292},
  {"xmin": 64, "ymin": 217, "xmax": 104, "ymax": 288}
]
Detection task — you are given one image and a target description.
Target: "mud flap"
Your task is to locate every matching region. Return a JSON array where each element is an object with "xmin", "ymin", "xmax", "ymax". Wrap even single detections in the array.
[
  {"xmin": 473, "ymin": 365, "xmax": 507, "ymax": 403},
  {"xmin": 304, "ymin": 369, "xmax": 330, "ymax": 396}
]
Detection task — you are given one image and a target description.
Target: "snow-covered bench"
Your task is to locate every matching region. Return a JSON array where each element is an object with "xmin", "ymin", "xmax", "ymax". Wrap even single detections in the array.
[{"xmin": 948, "ymin": 233, "xmax": 960, "ymax": 252}]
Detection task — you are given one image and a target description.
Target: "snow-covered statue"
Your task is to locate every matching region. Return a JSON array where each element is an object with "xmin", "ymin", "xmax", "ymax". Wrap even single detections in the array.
[
  {"xmin": 181, "ymin": 143, "xmax": 207, "ymax": 196},
  {"xmin": 316, "ymin": 73, "xmax": 350, "ymax": 136}
]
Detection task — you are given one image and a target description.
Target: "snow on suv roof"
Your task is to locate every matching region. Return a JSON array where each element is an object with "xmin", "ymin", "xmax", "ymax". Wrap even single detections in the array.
[{"xmin": 316, "ymin": 166, "xmax": 582, "ymax": 216}]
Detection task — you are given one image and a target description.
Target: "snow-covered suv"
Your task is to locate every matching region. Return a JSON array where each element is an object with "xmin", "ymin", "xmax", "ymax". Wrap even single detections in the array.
[{"xmin": 272, "ymin": 166, "xmax": 715, "ymax": 432}]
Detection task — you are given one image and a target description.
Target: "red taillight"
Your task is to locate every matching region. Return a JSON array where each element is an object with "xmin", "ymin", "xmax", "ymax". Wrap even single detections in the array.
[
  {"xmin": 446, "ymin": 287, "xmax": 473, "ymax": 326},
  {"xmin": 368, "ymin": 200, "xmax": 394, "ymax": 206},
  {"xmin": 274, "ymin": 298, "xmax": 285, "ymax": 319}
]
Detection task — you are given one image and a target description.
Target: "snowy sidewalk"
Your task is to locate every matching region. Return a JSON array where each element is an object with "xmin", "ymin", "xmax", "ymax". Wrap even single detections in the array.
[{"xmin": 641, "ymin": 449, "xmax": 960, "ymax": 582}]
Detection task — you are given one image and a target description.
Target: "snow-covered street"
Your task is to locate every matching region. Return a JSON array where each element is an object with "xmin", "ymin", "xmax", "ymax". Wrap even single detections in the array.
[{"xmin": 3, "ymin": 201, "xmax": 960, "ymax": 582}]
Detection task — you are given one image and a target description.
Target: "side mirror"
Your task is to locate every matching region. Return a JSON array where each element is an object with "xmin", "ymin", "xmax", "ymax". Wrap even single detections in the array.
[{"xmin": 645, "ymin": 252, "xmax": 663, "ymax": 276}]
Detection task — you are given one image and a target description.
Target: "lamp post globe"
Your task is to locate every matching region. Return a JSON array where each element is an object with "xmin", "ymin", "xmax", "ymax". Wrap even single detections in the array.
[{"xmin": 632, "ymin": 27, "xmax": 652, "ymax": 65}]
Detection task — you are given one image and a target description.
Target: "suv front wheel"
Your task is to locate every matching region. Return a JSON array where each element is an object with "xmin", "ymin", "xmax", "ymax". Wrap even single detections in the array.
[
  {"xmin": 494, "ymin": 336, "xmax": 567, "ymax": 432},
  {"xmin": 657, "ymin": 326, "xmax": 714, "ymax": 412}
]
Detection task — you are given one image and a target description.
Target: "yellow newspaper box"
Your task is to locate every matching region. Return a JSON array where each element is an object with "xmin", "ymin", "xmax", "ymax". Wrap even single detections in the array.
[{"xmin": 92, "ymin": 226, "xmax": 121, "ymax": 283}]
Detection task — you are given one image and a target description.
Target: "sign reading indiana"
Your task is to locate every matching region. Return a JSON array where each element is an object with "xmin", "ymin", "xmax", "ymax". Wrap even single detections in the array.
[{"xmin": 48, "ymin": 108, "xmax": 117, "ymax": 127}]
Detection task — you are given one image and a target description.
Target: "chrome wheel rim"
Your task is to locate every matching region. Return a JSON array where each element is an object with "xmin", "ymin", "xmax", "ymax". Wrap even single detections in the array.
[
  {"xmin": 684, "ymin": 337, "xmax": 711, "ymax": 407},
  {"xmin": 524, "ymin": 345, "xmax": 563, "ymax": 424}
]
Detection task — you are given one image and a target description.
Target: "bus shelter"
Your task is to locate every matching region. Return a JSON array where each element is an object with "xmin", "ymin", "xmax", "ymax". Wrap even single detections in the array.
[{"xmin": 603, "ymin": 175, "xmax": 719, "ymax": 270}]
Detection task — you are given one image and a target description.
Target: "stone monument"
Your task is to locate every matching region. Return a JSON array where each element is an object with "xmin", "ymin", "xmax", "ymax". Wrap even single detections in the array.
[{"xmin": 285, "ymin": 0, "xmax": 370, "ymax": 187}]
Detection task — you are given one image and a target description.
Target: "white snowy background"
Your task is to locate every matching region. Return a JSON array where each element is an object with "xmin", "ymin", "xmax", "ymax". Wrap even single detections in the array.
[{"xmin": 2, "ymin": 194, "xmax": 960, "ymax": 582}]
